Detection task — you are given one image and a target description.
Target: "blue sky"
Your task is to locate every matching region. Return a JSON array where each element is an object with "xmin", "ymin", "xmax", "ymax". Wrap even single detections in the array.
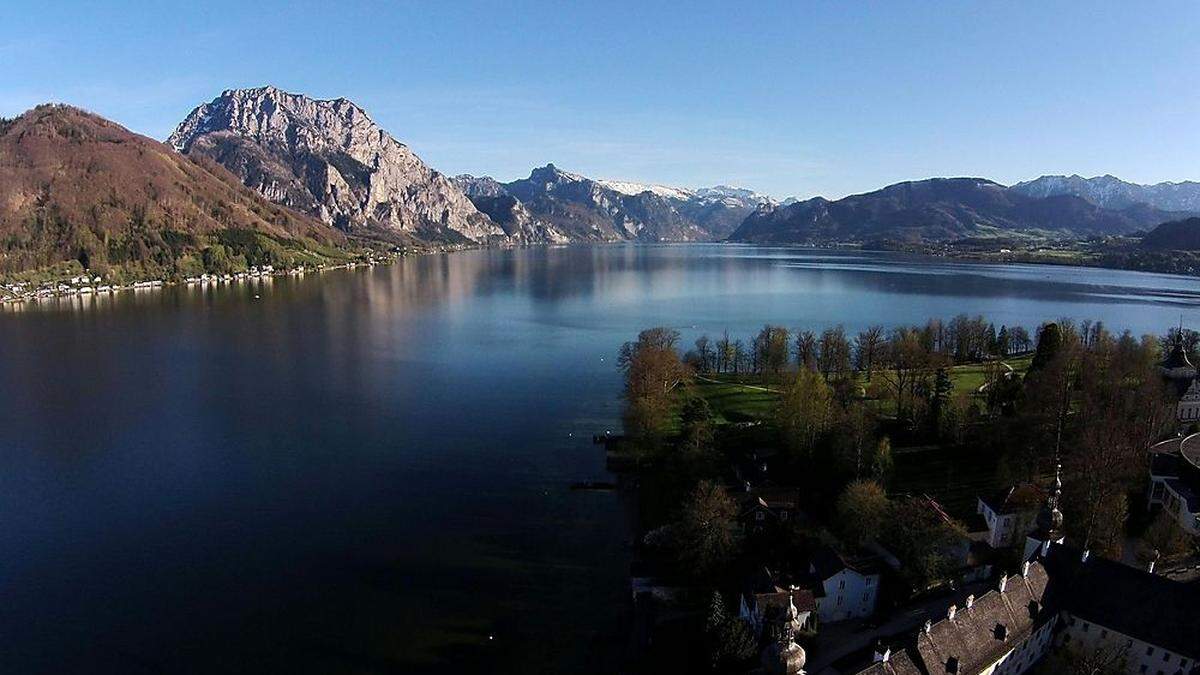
[{"xmin": 2, "ymin": 1, "xmax": 1197, "ymax": 198}]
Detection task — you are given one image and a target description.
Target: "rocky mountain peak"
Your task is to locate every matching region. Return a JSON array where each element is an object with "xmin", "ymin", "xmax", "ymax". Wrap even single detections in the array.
[{"xmin": 170, "ymin": 87, "xmax": 502, "ymax": 243}]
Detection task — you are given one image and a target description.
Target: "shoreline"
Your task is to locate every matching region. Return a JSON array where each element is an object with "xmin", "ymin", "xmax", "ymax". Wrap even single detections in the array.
[{"xmin": 6, "ymin": 238, "xmax": 1198, "ymax": 309}]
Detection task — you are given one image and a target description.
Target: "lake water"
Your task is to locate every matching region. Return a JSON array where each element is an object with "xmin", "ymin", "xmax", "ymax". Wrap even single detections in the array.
[{"xmin": 2, "ymin": 244, "xmax": 1199, "ymax": 674}]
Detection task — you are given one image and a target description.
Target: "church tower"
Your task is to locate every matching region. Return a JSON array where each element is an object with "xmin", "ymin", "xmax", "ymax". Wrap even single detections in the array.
[{"xmin": 1024, "ymin": 462, "xmax": 1065, "ymax": 561}]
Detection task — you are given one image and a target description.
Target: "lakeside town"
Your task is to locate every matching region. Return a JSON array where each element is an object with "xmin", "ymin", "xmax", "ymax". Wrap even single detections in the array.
[{"xmin": 610, "ymin": 319, "xmax": 1200, "ymax": 675}]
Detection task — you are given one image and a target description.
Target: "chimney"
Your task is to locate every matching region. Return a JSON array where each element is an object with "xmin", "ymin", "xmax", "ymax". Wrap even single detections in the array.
[
  {"xmin": 999, "ymin": 575, "xmax": 1008, "ymax": 593},
  {"xmin": 965, "ymin": 594, "xmax": 975, "ymax": 610},
  {"xmin": 947, "ymin": 604, "xmax": 957, "ymax": 621},
  {"xmin": 1081, "ymin": 549, "xmax": 1090, "ymax": 563},
  {"xmin": 1022, "ymin": 561, "xmax": 1031, "ymax": 577},
  {"xmin": 923, "ymin": 619, "xmax": 933, "ymax": 634}
]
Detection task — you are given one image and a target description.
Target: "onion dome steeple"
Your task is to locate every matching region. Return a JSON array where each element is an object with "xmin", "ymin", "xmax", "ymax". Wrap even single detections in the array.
[{"xmin": 1024, "ymin": 462, "xmax": 1067, "ymax": 561}]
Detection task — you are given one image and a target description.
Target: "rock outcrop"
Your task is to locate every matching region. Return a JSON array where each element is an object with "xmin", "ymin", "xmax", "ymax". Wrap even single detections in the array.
[{"xmin": 170, "ymin": 86, "xmax": 502, "ymax": 243}]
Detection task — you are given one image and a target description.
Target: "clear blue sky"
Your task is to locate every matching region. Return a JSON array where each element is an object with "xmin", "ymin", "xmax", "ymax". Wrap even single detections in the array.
[{"xmin": 3, "ymin": 1, "xmax": 1197, "ymax": 198}]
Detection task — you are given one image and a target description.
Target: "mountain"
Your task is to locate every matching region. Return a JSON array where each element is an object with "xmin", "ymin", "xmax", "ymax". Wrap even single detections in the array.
[
  {"xmin": 169, "ymin": 86, "xmax": 502, "ymax": 244},
  {"xmin": 0, "ymin": 104, "xmax": 345, "ymax": 281},
  {"xmin": 1011, "ymin": 174, "xmax": 1200, "ymax": 212},
  {"xmin": 729, "ymin": 177, "xmax": 1179, "ymax": 244},
  {"xmin": 456, "ymin": 165, "xmax": 766, "ymax": 242},
  {"xmin": 1141, "ymin": 217, "xmax": 1200, "ymax": 250}
]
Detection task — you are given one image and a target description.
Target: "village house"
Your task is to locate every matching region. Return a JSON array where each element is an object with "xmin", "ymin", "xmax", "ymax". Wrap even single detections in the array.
[
  {"xmin": 976, "ymin": 484, "xmax": 1043, "ymax": 550},
  {"xmin": 738, "ymin": 485, "xmax": 804, "ymax": 537},
  {"xmin": 808, "ymin": 545, "xmax": 883, "ymax": 623}
]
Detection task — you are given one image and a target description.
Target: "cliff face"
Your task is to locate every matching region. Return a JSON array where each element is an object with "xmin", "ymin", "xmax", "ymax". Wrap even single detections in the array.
[{"xmin": 170, "ymin": 86, "xmax": 502, "ymax": 243}]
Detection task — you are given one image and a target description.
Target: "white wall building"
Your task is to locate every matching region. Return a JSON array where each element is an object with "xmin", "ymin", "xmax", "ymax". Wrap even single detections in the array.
[{"xmin": 808, "ymin": 546, "xmax": 882, "ymax": 623}]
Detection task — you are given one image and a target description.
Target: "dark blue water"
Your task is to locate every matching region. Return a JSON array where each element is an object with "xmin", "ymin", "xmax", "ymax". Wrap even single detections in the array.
[{"xmin": 1, "ymin": 244, "xmax": 1198, "ymax": 673}]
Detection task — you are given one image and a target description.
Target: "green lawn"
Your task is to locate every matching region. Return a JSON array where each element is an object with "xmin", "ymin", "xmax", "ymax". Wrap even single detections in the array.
[
  {"xmin": 692, "ymin": 355, "xmax": 1033, "ymax": 425},
  {"xmin": 692, "ymin": 375, "xmax": 779, "ymax": 424}
]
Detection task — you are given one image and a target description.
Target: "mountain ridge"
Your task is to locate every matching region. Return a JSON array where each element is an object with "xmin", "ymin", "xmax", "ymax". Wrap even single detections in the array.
[
  {"xmin": 169, "ymin": 86, "xmax": 502, "ymax": 244},
  {"xmin": 0, "ymin": 104, "xmax": 348, "ymax": 281}
]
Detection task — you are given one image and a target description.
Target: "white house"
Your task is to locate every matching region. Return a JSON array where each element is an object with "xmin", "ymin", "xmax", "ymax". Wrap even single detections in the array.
[
  {"xmin": 977, "ymin": 484, "xmax": 1042, "ymax": 550},
  {"xmin": 808, "ymin": 546, "xmax": 882, "ymax": 623}
]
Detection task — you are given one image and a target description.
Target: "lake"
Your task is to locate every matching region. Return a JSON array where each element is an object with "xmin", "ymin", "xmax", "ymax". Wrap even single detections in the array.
[{"xmin": 2, "ymin": 244, "xmax": 1198, "ymax": 674}]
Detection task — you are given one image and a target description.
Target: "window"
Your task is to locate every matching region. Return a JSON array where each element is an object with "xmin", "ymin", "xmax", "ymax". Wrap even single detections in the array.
[
  {"xmin": 1139, "ymin": 665, "xmax": 1147, "ymax": 674},
  {"xmin": 866, "ymin": 577, "xmax": 873, "ymax": 586},
  {"xmin": 1146, "ymin": 647, "xmax": 1155, "ymax": 657},
  {"xmin": 1100, "ymin": 629, "xmax": 1108, "ymax": 639},
  {"xmin": 1162, "ymin": 653, "xmax": 1170, "ymax": 663},
  {"xmin": 836, "ymin": 596, "xmax": 843, "ymax": 606},
  {"xmin": 1082, "ymin": 623, "xmax": 1090, "ymax": 632},
  {"xmin": 756, "ymin": 512, "xmax": 765, "ymax": 521}
]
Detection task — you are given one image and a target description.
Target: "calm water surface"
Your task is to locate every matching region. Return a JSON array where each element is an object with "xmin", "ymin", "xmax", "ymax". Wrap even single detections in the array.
[{"xmin": 2, "ymin": 244, "xmax": 1199, "ymax": 674}]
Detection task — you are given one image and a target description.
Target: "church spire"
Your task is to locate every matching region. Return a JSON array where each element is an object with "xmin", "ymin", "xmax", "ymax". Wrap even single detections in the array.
[{"xmin": 1024, "ymin": 461, "xmax": 1066, "ymax": 561}]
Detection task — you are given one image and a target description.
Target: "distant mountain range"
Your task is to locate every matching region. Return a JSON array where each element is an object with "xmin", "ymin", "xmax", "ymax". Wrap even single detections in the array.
[
  {"xmin": 728, "ymin": 177, "xmax": 1186, "ymax": 244},
  {"xmin": 1011, "ymin": 174, "xmax": 1200, "ymax": 212},
  {"xmin": 4, "ymin": 85, "xmax": 1200, "ymax": 283},
  {"xmin": 454, "ymin": 165, "xmax": 771, "ymax": 242}
]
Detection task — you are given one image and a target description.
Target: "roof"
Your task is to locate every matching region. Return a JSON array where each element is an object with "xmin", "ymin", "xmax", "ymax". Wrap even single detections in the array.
[
  {"xmin": 851, "ymin": 565, "xmax": 1051, "ymax": 675},
  {"xmin": 1162, "ymin": 341, "xmax": 1195, "ymax": 372},
  {"xmin": 1039, "ymin": 544, "xmax": 1200, "ymax": 660},
  {"xmin": 914, "ymin": 564, "xmax": 1050, "ymax": 675},
  {"xmin": 978, "ymin": 484, "xmax": 1043, "ymax": 516},
  {"xmin": 854, "ymin": 649, "xmax": 925, "ymax": 675},
  {"xmin": 811, "ymin": 544, "xmax": 885, "ymax": 580},
  {"xmin": 751, "ymin": 588, "xmax": 817, "ymax": 621},
  {"xmin": 1150, "ymin": 451, "xmax": 1182, "ymax": 478}
]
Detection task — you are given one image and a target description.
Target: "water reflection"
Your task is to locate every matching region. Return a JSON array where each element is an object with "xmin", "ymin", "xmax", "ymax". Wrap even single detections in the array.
[{"xmin": 1, "ymin": 244, "xmax": 1198, "ymax": 674}]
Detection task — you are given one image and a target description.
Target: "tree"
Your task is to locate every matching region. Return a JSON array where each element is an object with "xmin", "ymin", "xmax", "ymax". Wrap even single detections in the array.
[
  {"xmin": 705, "ymin": 591, "xmax": 758, "ymax": 670},
  {"xmin": 717, "ymin": 330, "xmax": 734, "ymax": 374},
  {"xmin": 695, "ymin": 335, "xmax": 714, "ymax": 373},
  {"xmin": 817, "ymin": 326, "xmax": 852, "ymax": 381},
  {"xmin": 619, "ymin": 328, "xmax": 692, "ymax": 441},
  {"xmin": 1030, "ymin": 322, "xmax": 1063, "ymax": 372},
  {"xmin": 996, "ymin": 325, "xmax": 1010, "ymax": 357},
  {"xmin": 1143, "ymin": 512, "xmax": 1195, "ymax": 566},
  {"xmin": 882, "ymin": 497, "xmax": 966, "ymax": 591},
  {"xmin": 794, "ymin": 330, "xmax": 817, "ymax": 371},
  {"xmin": 757, "ymin": 325, "xmax": 791, "ymax": 381},
  {"xmin": 677, "ymin": 481, "xmax": 741, "ymax": 580},
  {"xmin": 854, "ymin": 325, "xmax": 885, "ymax": 380},
  {"xmin": 679, "ymin": 396, "xmax": 716, "ymax": 455},
  {"xmin": 1009, "ymin": 326, "xmax": 1032, "ymax": 353},
  {"xmin": 777, "ymin": 368, "xmax": 833, "ymax": 455},
  {"xmin": 871, "ymin": 437, "xmax": 893, "ymax": 485},
  {"xmin": 836, "ymin": 480, "xmax": 890, "ymax": 546}
]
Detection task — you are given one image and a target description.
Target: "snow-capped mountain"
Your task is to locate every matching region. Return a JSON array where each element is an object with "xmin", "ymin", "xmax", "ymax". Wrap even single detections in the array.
[
  {"xmin": 169, "ymin": 86, "xmax": 502, "ymax": 243},
  {"xmin": 455, "ymin": 165, "xmax": 769, "ymax": 242},
  {"xmin": 1010, "ymin": 174, "xmax": 1200, "ymax": 213}
]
